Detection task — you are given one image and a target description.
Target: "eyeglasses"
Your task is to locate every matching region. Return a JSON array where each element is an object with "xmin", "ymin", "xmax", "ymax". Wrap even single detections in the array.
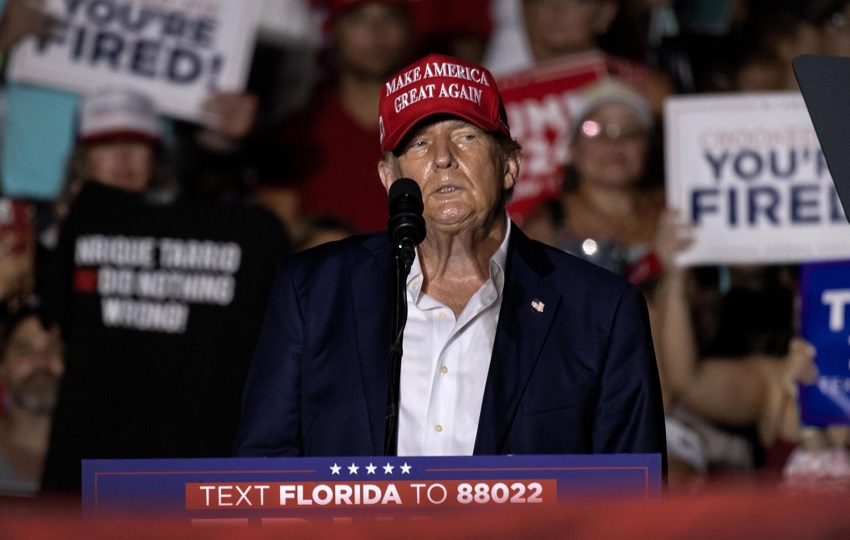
[{"xmin": 577, "ymin": 120, "xmax": 646, "ymax": 142}]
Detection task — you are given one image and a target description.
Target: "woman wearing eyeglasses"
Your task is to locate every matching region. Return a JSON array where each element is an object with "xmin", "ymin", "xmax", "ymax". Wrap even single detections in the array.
[{"xmin": 522, "ymin": 78, "xmax": 667, "ymax": 282}]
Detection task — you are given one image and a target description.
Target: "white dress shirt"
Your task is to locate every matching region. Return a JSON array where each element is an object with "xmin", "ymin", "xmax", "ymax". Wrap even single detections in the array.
[{"xmin": 397, "ymin": 221, "xmax": 511, "ymax": 456}]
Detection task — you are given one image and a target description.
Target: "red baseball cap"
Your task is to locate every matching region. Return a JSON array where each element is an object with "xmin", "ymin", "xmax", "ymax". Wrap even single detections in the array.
[{"xmin": 378, "ymin": 53, "xmax": 511, "ymax": 153}]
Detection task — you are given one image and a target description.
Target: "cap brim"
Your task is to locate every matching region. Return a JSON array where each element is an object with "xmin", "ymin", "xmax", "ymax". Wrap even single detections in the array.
[
  {"xmin": 78, "ymin": 130, "xmax": 162, "ymax": 146},
  {"xmin": 384, "ymin": 110, "xmax": 507, "ymax": 154}
]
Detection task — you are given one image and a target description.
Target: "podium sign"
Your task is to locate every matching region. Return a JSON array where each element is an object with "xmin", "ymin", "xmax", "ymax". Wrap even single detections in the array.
[{"xmin": 83, "ymin": 455, "xmax": 661, "ymax": 522}]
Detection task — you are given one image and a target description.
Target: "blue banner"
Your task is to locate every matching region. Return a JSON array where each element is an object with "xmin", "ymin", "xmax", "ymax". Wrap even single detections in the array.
[
  {"xmin": 82, "ymin": 454, "xmax": 661, "ymax": 523},
  {"xmin": 799, "ymin": 261, "xmax": 850, "ymax": 426}
]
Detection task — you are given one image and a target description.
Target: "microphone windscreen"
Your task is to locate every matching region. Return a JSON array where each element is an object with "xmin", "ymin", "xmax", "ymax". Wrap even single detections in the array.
[
  {"xmin": 387, "ymin": 178, "xmax": 425, "ymax": 246},
  {"xmin": 388, "ymin": 178, "xmax": 422, "ymax": 211}
]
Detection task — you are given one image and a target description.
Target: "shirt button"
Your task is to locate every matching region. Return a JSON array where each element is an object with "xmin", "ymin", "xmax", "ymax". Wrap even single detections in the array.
[
  {"xmin": 438, "ymin": 312, "xmax": 447, "ymax": 320},
  {"xmin": 411, "ymin": 282, "xmax": 419, "ymax": 290},
  {"xmin": 435, "ymin": 424, "xmax": 443, "ymax": 433},
  {"xmin": 440, "ymin": 365, "xmax": 448, "ymax": 375}
]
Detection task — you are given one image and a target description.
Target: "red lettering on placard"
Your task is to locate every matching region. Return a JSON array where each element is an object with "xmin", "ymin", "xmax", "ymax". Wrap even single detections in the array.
[{"xmin": 74, "ymin": 268, "xmax": 99, "ymax": 293}]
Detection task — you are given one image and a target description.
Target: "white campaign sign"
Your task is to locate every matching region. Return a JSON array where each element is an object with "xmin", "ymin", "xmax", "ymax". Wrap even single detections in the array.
[
  {"xmin": 665, "ymin": 92, "xmax": 850, "ymax": 266},
  {"xmin": 7, "ymin": 0, "xmax": 261, "ymax": 122}
]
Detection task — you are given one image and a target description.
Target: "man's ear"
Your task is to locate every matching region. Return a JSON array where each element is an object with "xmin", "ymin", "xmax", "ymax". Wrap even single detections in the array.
[
  {"xmin": 503, "ymin": 152, "xmax": 520, "ymax": 191},
  {"xmin": 378, "ymin": 158, "xmax": 396, "ymax": 193}
]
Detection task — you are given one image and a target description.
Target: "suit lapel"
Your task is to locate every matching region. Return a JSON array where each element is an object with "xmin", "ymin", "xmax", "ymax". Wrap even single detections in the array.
[
  {"xmin": 350, "ymin": 235, "xmax": 394, "ymax": 455},
  {"xmin": 474, "ymin": 228, "xmax": 560, "ymax": 454}
]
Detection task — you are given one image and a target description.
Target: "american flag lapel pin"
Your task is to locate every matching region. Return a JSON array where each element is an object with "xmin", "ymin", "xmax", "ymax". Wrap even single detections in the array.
[{"xmin": 531, "ymin": 298, "xmax": 545, "ymax": 313}]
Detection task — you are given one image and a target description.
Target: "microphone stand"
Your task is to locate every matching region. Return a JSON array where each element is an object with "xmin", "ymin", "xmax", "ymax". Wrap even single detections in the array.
[{"xmin": 384, "ymin": 241, "xmax": 415, "ymax": 456}]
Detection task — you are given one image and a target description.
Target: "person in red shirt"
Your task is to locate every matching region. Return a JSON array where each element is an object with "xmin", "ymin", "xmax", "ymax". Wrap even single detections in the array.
[{"xmin": 266, "ymin": 0, "xmax": 414, "ymax": 234}]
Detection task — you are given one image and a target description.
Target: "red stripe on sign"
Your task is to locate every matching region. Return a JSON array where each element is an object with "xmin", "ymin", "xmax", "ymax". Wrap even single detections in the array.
[{"xmin": 185, "ymin": 480, "xmax": 557, "ymax": 510}]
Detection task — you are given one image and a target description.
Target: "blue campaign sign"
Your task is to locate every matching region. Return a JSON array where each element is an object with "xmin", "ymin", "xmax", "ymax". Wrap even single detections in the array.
[
  {"xmin": 799, "ymin": 261, "xmax": 850, "ymax": 426},
  {"xmin": 82, "ymin": 454, "xmax": 661, "ymax": 523}
]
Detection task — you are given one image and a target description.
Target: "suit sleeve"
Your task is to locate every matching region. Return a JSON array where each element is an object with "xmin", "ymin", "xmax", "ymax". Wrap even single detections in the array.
[
  {"xmin": 593, "ymin": 284, "xmax": 667, "ymax": 463},
  {"xmin": 233, "ymin": 259, "xmax": 304, "ymax": 456}
]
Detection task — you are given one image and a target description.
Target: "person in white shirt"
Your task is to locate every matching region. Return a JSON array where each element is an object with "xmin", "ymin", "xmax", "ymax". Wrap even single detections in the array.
[{"xmin": 234, "ymin": 53, "xmax": 665, "ymax": 461}]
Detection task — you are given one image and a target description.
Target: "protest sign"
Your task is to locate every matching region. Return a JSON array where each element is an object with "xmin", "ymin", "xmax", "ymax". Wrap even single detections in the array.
[
  {"xmin": 665, "ymin": 92, "xmax": 850, "ymax": 266},
  {"xmin": 496, "ymin": 51, "xmax": 650, "ymax": 220},
  {"xmin": 7, "ymin": 0, "xmax": 261, "ymax": 122},
  {"xmin": 798, "ymin": 261, "xmax": 850, "ymax": 426}
]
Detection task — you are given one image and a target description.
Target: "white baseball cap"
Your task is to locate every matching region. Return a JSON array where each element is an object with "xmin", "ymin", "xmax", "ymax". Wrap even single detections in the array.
[
  {"xmin": 570, "ymin": 78, "xmax": 653, "ymax": 139},
  {"xmin": 77, "ymin": 88, "xmax": 162, "ymax": 145}
]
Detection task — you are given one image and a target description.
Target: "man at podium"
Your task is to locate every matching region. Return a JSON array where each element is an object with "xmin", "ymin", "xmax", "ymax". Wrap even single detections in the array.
[{"xmin": 234, "ymin": 53, "xmax": 665, "ymax": 462}]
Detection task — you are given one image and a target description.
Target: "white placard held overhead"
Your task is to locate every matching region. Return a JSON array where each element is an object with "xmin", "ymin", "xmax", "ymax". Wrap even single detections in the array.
[
  {"xmin": 7, "ymin": 0, "xmax": 262, "ymax": 122},
  {"xmin": 665, "ymin": 92, "xmax": 850, "ymax": 266}
]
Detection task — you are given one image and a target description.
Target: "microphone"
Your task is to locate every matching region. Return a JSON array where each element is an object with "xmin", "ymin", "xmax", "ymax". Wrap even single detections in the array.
[
  {"xmin": 385, "ymin": 177, "xmax": 425, "ymax": 456},
  {"xmin": 387, "ymin": 178, "xmax": 426, "ymax": 271}
]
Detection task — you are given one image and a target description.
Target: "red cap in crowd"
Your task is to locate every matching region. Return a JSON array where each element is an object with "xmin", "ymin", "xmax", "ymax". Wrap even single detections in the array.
[{"xmin": 378, "ymin": 53, "xmax": 511, "ymax": 153}]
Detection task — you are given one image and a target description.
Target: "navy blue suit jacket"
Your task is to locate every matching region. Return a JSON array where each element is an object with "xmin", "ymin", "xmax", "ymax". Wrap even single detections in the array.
[{"xmin": 234, "ymin": 226, "xmax": 666, "ymax": 459}]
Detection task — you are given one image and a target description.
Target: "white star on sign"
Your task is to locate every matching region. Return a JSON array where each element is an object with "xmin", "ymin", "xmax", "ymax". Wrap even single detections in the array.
[
  {"xmin": 366, "ymin": 463, "xmax": 377, "ymax": 474},
  {"xmin": 330, "ymin": 463, "xmax": 341, "ymax": 475},
  {"xmin": 383, "ymin": 463, "xmax": 394, "ymax": 474},
  {"xmin": 348, "ymin": 463, "xmax": 359, "ymax": 475},
  {"xmin": 400, "ymin": 463, "xmax": 412, "ymax": 474}
]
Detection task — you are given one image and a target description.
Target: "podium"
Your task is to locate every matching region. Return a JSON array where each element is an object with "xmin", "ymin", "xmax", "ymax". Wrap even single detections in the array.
[{"xmin": 83, "ymin": 454, "xmax": 661, "ymax": 524}]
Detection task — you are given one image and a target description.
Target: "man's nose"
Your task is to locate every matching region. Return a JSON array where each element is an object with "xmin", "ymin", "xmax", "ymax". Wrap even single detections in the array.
[{"xmin": 432, "ymin": 138, "xmax": 457, "ymax": 169}]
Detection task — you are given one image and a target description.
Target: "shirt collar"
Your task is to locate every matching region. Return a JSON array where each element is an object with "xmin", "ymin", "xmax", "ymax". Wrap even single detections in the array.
[
  {"xmin": 489, "ymin": 215, "xmax": 510, "ymax": 297},
  {"xmin": 406, "ymin": 213, "xmax": 512, "ymax": 302}
]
